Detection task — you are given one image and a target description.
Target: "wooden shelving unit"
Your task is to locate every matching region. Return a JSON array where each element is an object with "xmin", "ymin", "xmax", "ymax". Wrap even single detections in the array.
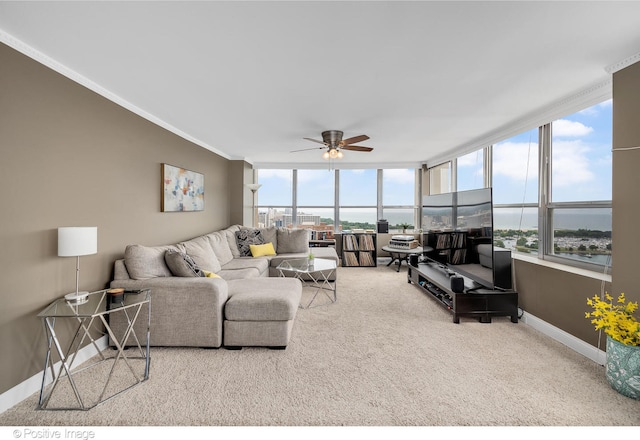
[{"xmin": 341, "ymin": 233, "xmax": 377, "ymax": 267}]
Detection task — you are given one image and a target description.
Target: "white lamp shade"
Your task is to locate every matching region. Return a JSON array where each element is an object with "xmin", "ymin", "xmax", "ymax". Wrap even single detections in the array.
[
  {"xmin": 58, "ymin": 227, "xmax": 98, "ymax": 257},
  {"xmin": 246, "ymin": 183, "xmax": 262, "ymax": 192}
]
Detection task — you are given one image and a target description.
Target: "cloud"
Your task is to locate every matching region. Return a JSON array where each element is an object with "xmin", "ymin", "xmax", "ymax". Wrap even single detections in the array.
[
  {"xmin": 551, "ymin": 140, "xmax": 594, "ymax": 187},
  {"xmin": 553, "ymin": 119, "xmax": 593, "ymax": 137},
  {"xmin": 493, "ymin": 141, "xmax": 538, "ymax": 181}
]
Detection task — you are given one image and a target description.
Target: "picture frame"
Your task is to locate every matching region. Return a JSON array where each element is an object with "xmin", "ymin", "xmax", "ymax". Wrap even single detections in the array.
[{"xmin": 161, "ymin": 163, "xmax": 204, "ymax": 212}]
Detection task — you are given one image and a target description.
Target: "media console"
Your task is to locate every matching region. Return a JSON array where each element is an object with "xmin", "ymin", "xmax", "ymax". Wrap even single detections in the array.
[{"xmin": 407, "ymin": 261, "xmax": 518, "ymax": 324}]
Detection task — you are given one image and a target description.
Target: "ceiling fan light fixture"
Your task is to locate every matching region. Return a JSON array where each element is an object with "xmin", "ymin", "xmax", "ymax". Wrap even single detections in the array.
[
  {"xmin": 329, "ymin": 148, "xmax": 339, "ymax": 159},
  {"xmin": 337, "ymin": 150, "xmax": 344, "ymax": 159},
  {"xmin": 322, "ymin": 151, "xmax": 330, "ymax": 160}
]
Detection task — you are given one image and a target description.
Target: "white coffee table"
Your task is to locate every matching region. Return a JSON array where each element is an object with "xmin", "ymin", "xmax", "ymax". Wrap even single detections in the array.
[{"xmin": 277, "ymin": 258, "xmax": 337, "ymax": 308}]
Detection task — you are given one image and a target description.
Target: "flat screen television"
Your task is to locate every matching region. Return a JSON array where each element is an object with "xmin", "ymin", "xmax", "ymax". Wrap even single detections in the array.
[{"xmin": 422, "ymin": 188, "xmax": 512, "ymax": 291}]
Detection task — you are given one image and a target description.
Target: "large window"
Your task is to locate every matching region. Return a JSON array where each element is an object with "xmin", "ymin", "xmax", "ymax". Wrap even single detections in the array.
[
  {"xmin": 382, "ymin": 169, "xmax": 417, "ymax": 232},
  {"xmin": 551, "ymin": 101, "xmax": 612, "ymax": 203},
  {"xmin": 297, "ymin": 169, "xmax": 335, "ymax": 229},
  {"xmin": 339, "ymin": 169, "xmax": 377, "ymax": 230},
  {"xmin": 492, "ymin": 128, "xmax": 539, "ymax": 255},
  {"xmin": 257, "ymin": 168, "xmax": 418, "ymax": 233},
  {"xmin": 492, "ymin": 128, "xmax": 539, "ymax": 206},
  {"xmin": 457, "ymin": 149, "xmax": 484, "ymax": 192},
  {"xmin": 257, "ymin": 169, "xmax": 293, "ymax": 228},
  {"xmin": 548, "ymin": 100, "xmax": 612, "ymax": 267},
  {"xmin": 430, "ymin": 99, "xmax": 612, "ymax": 272}
]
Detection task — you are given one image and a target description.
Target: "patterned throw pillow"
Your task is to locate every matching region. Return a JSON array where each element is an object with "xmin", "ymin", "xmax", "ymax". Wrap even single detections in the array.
[
  {"xmin": 164, "ymin": 250, "xmax": 205, "ymax": 277},
  {"xmin": 235, "ymin": 229, "xmax": 264, "ymax": 257}
]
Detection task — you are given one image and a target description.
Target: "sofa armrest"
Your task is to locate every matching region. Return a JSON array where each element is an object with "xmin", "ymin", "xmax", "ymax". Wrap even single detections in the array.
[{"xmin": 109, "ymin": 276, "xmax": 229, "ymax": 347}]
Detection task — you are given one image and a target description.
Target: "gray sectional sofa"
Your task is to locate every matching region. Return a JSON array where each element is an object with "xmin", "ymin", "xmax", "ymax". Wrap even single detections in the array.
[{"xmin": 109, "ymin": 225, "xmax": 339, "ymax": 349}]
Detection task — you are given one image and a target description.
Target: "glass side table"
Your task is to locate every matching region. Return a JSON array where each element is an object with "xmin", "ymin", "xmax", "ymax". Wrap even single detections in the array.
[
  {"xmin": 37, "ymin": 288, "xmax": 151, "ymax": 410},
  {"xmin": 277, "ymin": 258, "xmax": 337, "ymax": 308}
]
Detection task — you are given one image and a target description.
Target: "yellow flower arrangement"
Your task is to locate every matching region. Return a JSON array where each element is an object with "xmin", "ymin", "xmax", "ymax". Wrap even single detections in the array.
[{"xmin": 586, "ymin": 293, "xmax": 640, "ymax": 346}]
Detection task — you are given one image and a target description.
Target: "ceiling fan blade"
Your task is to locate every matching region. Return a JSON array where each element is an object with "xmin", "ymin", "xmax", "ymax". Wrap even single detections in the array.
[
  {"xmin": 340, "ymin": 135, "xmax": 370, "ymax": 146},
  {"xmin": 341, "ymin": 145, "xmax": 373, "ymax": 152},
  {"xmin": 303, "ymin": 137, "xmax": 329, "ymax": 146},
  {"xmin": 290, "ymin": 146, "xmax": 326, "ymax": 153}
]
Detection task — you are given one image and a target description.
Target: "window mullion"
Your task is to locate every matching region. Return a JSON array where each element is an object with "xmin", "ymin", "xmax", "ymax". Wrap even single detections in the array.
[
  {"xmin": 539, "ymin": 124, "xmax": 551, "ymax": 259},
  {"xmin": 292, "ymin": 169, "xmax": 297, "ymax": 228}
]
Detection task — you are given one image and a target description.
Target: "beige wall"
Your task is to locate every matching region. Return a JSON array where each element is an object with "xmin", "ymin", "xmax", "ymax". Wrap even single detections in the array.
[
  {"xmin": 513, "ymin": 260, "xmax": 611, "ymax": 349},
  {"xmin": 611, "ymin": 61, "xmax": 640, "ymax": 300},
  {"xmin": 0, "ymin": 43, "xmax": 232, "ymax": 394}
]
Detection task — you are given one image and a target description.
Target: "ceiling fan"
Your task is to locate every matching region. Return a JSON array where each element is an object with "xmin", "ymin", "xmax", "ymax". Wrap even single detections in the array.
[{"xmin": 292, "ymin": 130, "xmax": 373, "ymax": 160}]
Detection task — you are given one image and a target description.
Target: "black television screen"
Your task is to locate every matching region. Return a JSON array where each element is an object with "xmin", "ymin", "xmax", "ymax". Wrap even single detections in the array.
[{"xmin": 422, "ymin": 188, "xmax": 512, "ymax": 290}]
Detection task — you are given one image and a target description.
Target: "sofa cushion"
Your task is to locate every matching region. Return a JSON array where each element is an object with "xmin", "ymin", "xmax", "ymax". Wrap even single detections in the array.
[
  {"xmin": 224, "ymin": 225, "xmax": 243, "ymax": 258},
  {"xmin": 259, "ymin": 226, "xmax": 278, "ymax": 251},
  {"xmin": 276, "ymin": 228, "xmax": 310, "ymax": 254},
  {"xmin": 235, "ymin": 229, "xmax": 264, "ymax": 257},
  {"xmin": 250, "ymin": 242, "xmax": 276, "ymax": 257},
  {"xmin": 124, "ymin": 244, "xmax": 179, "ymax": 280},
  {"xmin": 206, "ymin": 231, "xmax": 234, "ymax": 266},
  {"xmin": 164, "ymin": 250, "xmax": 205, "ymax": 277},
  {"xmin": 218, "ymin": 267, "xmax": 263, "ymax": 280},
  {"xmin": 181, "ymin": 235, "xmax": 222, "ymax": 273},
  {"xmin": 225, "ymin": 278, "xmax": 302, "ymax": 321},
  {"xmin": 221, "ymin": 257, "xmax": 269, "ymax": 275}
]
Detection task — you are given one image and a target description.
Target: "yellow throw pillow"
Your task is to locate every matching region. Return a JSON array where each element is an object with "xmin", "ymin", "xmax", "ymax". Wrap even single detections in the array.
[
  {"xmin": 250, "ymin": 242, "xmax": 276, "ymax": 257},
  {"xmin": 202, "ymin": 270, "xmax": 221, "ymax": 278}
]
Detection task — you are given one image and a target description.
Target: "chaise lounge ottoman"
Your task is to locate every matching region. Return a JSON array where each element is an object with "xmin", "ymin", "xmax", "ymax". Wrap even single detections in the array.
[{"xmin": 223, "ymin": 277, "xmax": 302, "ymax": 349}]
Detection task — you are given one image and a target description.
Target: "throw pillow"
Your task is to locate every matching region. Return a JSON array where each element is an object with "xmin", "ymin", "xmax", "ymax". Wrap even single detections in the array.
[
  {"xmin": 206, "ymin": 232, "xmax": 234, "ymax": 266},
  {"xmin": 259, "ymin": 226, "xmax": 278, "ymax": 251},
  {"xmin": 164, "ymin": 250, "xmax": 205, "ymax": 277},
  {"xmin": 124, "ymin": 244, "xmax": 176, "ymax": 280},
  {"xmin": 235, "ymin": 229, "xmax": 264, "ymax": 257},
  {"xmin": 202, "ymin": 270, "xmax": 221, "ymax": 278},
  {"xmin": 180, "ymin": 235, "xmax": 221, "ymax": 273},
  {"xmin": 250, "ymin": 242, "xmax": 276, "ymax": 257},
  {"xmin": 276, "ymin": 228, "xmax": 310, "ymax": 254}
]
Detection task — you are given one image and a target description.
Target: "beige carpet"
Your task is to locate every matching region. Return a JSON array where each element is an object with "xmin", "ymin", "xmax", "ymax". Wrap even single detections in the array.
[{"xmin": 1, "ymin": 264, "xmax": 639, "ymax": 427}]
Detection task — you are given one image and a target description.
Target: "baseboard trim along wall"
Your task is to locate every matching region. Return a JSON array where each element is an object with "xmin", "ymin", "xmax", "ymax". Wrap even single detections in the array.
[
  {"xmin": 0, "ymin": 335, "xmax": 108, "ymax": 414},
  {"xmin": 0, "ymin": 314, "xmax": 607, "ymax": 414},
  {"xmin": 521, "ymin": 312, "xmax": 607, "ymax": 366}
]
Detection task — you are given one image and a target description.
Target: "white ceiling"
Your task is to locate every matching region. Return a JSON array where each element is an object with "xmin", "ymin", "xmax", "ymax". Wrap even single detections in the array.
[{"xmin": 2, "ymin": 1, "xmax": 640, "ymax": 169}]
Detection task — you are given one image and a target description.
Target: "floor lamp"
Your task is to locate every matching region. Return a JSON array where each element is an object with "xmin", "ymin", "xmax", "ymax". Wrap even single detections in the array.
[{"xmin": 246, "ymin": 184, "xmax": 262, "ymax": 227}]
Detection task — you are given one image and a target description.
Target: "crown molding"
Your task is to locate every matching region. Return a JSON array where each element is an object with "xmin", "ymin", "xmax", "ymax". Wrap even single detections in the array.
[
  {"xmin": 0, "ymin": 29, "xmax": 231, "ymax": 160},
  {"xmin": 252, "ymin": 161, "xmax": 423, "ymax": 170},
  {"xmin": 604, "ymin": 51, "xmax": 640, "ymax": 74}
]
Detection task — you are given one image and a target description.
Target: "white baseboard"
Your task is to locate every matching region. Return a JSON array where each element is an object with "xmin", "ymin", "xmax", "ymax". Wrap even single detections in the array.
[
  {"xmin": 0, "ymin": 335, "xmax": 108, "ymax": 414},
  {"xmin": 521, "ymin": 311, "xmax": 606, "ymax": 365}
]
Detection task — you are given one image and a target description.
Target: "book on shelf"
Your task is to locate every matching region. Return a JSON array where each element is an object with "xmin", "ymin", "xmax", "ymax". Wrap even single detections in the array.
[
  {"xmin": 342, "ymin": 234, "xmax": 359, "ymax": 251},
  {"xmin": 452, "ymin": 232, "xmax": 466, "ymax": 248},
  {"xmin": 358, "ymin": 251, "xmax": 375, "ymax": 266},
  {"xmin": 436, "ymin": 234, "xmax": 451, "ymax": 249},
  {"xmin": 451, "ymin": 249, "xmax": 467, "ymax": 264},
  {"xmin": 358, "ymin": 234, "xmax": 375, "ymax": 251},
  {"xmin": 342, "ymin": 251, "xmax": 359, "ymax": 266}
]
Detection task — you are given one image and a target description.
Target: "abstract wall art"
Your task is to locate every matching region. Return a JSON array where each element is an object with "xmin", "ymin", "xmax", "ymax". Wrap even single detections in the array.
[{"xmin": 161, "ymin": 163, "xmax": 204, "ymax": 212}]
